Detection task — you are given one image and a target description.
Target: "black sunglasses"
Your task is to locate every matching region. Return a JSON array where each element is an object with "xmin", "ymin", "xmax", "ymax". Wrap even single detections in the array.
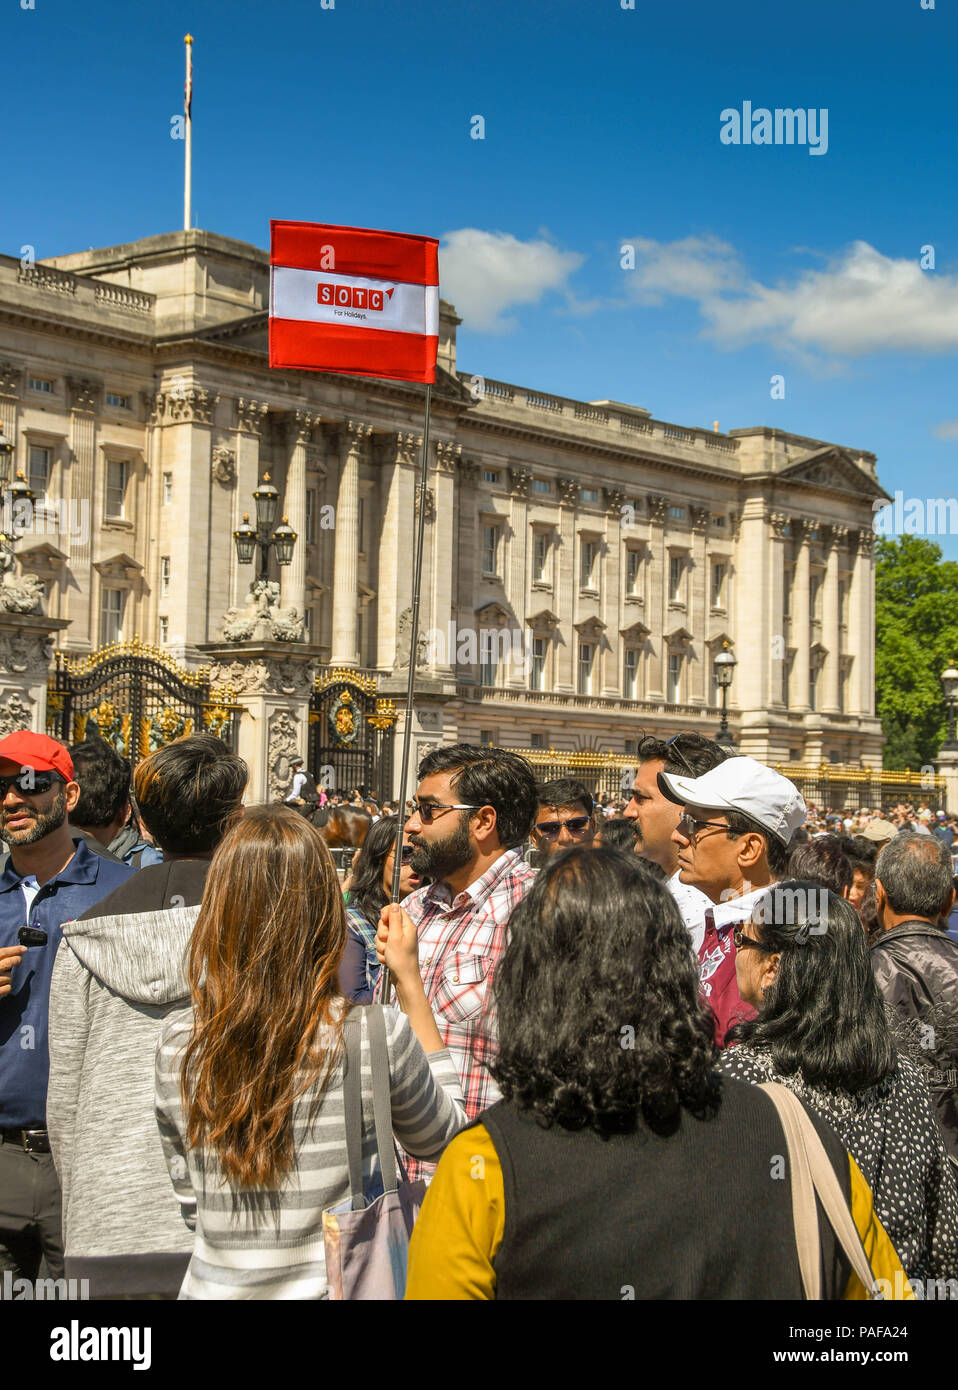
[
  {"xmin": 399, "ymin": 843, "xmax": 415, "ymax": 861},
  {"xmin": 535, "ymin": 815, "xmax": 592, "ymax": 840},
  {"xmin": 733, "ymin": 926, "xmax": 776, "ymax": 953},
  {"xmin": 0, "ymin": 771, "xmax": 65, "ymax": 797}
]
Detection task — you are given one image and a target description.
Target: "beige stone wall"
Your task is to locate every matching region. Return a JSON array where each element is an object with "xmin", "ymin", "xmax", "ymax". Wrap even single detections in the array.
[{"xmin": 0, "ymin": 232, "xmax": 887, "ymax": 768}]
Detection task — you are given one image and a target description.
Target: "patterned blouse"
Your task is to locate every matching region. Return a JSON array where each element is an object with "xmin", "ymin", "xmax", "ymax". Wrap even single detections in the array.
[{"xmin": 718, "ymin": 1043, "xmax": 958, "ymax": 1285}]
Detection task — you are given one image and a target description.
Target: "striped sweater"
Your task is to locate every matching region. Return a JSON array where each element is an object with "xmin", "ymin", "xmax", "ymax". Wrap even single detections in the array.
[{"xmin": 154, "ymin": 1003, "xmax": 467, "ymax": 1299}]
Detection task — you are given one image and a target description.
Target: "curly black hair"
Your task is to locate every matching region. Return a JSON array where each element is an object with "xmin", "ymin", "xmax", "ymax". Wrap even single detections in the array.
[{"xmin": 490, "ymin": 846, "xmax": 720, "ymax": 1139}]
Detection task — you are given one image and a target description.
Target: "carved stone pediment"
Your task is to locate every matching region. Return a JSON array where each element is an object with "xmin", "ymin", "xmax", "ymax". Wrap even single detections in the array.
[
  {"xmin": 475, "ymin": 602, "xmax": 511, "ymax": 628},
  {"xmin": 574, "ymin": 616, "xmax": 607, "ymax": 641},
  {"xmin": 620, "ymin": 620, "xmax": 651, "ymax": 642},
  {"xmin": 665, "ymin": 625, "xmax": 693, "ymax": 644},
  {"xmin": 93, "ymin": 552, "xmax": 142, "ymax": 582},
  {"xmin": 526, "ymin": 608, "xmax": 560, "ymax": 632},
  {"xmin": 780, "ymin": 447, "xmax": 889, "ymax": 502}
]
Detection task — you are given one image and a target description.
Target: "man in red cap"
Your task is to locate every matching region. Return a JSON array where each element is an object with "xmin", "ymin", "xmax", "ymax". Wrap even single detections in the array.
[{"xmin": 0, "ymin": 731, "xmax": 132, "ymax": 1293}]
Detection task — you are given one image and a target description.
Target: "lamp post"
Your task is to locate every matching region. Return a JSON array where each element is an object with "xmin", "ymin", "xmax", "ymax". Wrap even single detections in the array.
[
  {"xmin": 233, "ymin": 473, "xmax": 298, "ymax": 580},
  {"xmin": 714, "ymin": 642, "xmax": 737, "ymax": 747},
  {"xmin": 941, "ymin": 660, "xmax": 958, "ymax": 751}
]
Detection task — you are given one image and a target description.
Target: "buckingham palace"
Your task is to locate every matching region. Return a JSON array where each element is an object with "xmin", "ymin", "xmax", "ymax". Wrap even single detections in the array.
[{"xmin": 0, "ymin": 228, "xmax": 888, "ymax": 788}]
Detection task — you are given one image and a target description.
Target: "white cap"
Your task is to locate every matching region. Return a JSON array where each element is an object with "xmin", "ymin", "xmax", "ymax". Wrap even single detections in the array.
[{"xmin": 657, "ymin": 755, "xmax": 806, "ymax": 848}]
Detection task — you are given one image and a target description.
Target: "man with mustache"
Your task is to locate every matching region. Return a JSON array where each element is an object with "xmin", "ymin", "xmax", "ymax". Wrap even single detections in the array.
[
  {"xmin": 659, "ymin": 755, "xmax": 805, "ymax": 1046},
  {"xmin": 375, "ymin": 744, "xmax": 538, "ymax": 1180},
  {"xmin": 0, "ymin": 732, "xmax": 132, "ymax": 1294}
]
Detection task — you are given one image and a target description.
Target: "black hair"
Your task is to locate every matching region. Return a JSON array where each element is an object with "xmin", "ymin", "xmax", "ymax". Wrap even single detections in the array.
[
  {"xmin": 598, "ymin": 817, "xmax": 639, "ymax": 852},
  {"xmin": 348, "ymin": 817, "xmax": 428, "ymax": 927},
  {"xmin": 838, "ymin": 834, "xmax": 879, "ymax": 874},
  {"xmin": 417, "ymin": 744, "xmax": 538, "ymax": 849},
  {"xmin": 787, "ymin": 835, "xmax": 854, "ymax": 898},
  {"xmin": 723, "ymin": 808, "xmax": 791, "ymax": 877},
  {"xmin": 133, "ymin": 735, "xmax": 248, "ymax": 853},
  {"xmin": 69, "ymin": 738, "xmax": 130, "ymax": 827},
  {"xmin": 491, "ymin": 847, "xmax": 720, "ymax": 1138},
  {"xmin": 727, "ymin": 880, "xmax": 896, "ymax": 1092},
  {"xmin": 637, "ymin": 732, "xmax": 730, "ymax": 780},
  {"xmin": 535, "ymin": 778, "xmax": 593, "ymax": 817}
]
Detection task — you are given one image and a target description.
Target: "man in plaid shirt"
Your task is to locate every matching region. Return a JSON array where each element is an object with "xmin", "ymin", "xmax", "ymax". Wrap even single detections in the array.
[{"xmin": 376, "ymin": 745, "xmax": 538, "ymax": 1180}]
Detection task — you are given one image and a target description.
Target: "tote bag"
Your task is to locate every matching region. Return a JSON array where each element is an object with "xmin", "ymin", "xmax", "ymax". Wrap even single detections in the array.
[
  {"xmin": 759, "ymin": 1082, "xmax": 881, "ymax": 1299},
  {"xmin": 322, "ymin": 1006, "xmax": 427, "ymax": 1300}
]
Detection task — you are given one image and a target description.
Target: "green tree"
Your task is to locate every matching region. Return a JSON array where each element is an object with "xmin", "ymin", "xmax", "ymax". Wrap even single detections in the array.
[{"xmin": 874, "ymin": 536, "xmax": 958, "ymax": 769}]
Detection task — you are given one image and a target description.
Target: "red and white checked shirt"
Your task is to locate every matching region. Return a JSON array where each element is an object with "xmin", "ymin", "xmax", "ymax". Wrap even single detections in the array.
[{"xmin": 387, "ymin": 847, "xmax": 536, "ymax": 1181}]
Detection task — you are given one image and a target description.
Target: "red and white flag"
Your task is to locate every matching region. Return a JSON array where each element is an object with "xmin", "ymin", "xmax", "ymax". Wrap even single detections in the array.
[{"xmin": 269, "ymin": 221, "xmax": 439, "ymax": 384}]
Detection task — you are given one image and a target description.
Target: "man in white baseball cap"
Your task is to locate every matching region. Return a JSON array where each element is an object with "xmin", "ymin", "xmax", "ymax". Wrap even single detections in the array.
[{"xmin": 657, "ymin": 756, "xmax": 807, "ymax": 1045}]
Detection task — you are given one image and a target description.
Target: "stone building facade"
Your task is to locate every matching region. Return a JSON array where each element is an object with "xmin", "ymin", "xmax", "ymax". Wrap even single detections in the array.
[{"xmin": 0, "ymin": 229, "xmax": 887, "ymax": 785}]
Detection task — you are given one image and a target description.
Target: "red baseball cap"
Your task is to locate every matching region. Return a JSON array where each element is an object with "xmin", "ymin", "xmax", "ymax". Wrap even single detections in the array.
[{"xmin": 0, "ymin": 731, "xmax": 74, "ymax": 781}]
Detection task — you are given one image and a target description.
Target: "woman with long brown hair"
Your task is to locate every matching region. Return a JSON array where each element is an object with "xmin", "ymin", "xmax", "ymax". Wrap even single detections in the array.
[{"xmin": 154, "ymin": 804, "xmax": 465, "ymax": 1299}]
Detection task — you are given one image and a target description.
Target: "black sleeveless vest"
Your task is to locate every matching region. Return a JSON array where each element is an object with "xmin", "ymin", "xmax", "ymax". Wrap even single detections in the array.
[{"xmin": 480, "ymin": 1076, "xmax": 851, "ymax": 1300}]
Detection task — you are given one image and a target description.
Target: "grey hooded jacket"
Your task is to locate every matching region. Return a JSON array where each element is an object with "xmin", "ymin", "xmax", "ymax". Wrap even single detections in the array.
[{"xmin": 47, "ymin": 858, "xmax": 210, "ymax": 1297}]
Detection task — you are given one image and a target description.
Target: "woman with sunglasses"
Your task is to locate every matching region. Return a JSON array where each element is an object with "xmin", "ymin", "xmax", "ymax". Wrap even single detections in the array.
[
  {"xmin": 720, "ymin": 879, "xmax": 958, "ymax": 1286},
  {"xmin": 341, "ymin": 816, "xmax": 425, "ymax": 1003}
]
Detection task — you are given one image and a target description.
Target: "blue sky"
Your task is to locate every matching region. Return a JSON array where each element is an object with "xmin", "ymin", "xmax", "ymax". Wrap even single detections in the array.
[{"xmin": 4, "ymin": 0, "xmax": 957, "ymax": 556}]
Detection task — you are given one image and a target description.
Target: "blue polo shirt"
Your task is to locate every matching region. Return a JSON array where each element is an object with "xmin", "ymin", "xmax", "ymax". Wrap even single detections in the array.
[{"xmin": 0, "ymin": 837, "xmax": 133, "ymax": 1127}]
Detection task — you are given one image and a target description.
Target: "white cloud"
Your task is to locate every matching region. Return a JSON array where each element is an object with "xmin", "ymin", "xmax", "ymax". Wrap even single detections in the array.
[
  {"xmin": 440, "ymin": 229, "xmax": 585, "ymax": 332},
  {"xmin": 934, "ymin": 420, "xmax": 958, "ymax": 440},
  {"xmin": 623, "ymin": 236, "xmax": 958, "ymax": 359}
]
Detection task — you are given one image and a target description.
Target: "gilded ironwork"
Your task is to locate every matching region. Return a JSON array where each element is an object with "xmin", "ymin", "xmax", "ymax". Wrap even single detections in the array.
[
  {"xmin": 309, "ymin": 673, "xmax": 393, "ymax": 796},
  {"xmin": 47, "ymin": 639, "xmax": 240, "ymax": 768}
]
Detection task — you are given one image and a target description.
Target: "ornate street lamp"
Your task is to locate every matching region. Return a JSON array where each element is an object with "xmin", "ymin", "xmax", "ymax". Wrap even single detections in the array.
[
  {"xmin": 233, "ymin": 474, "xmax": 297, "ymax": 580},
  {"xmin": 714, "ymin": 642, "xmax": 737, "ymax": 747},
  {"xmin": 941, "ymin": 660, "xmax": 958, "ymax": 751}
]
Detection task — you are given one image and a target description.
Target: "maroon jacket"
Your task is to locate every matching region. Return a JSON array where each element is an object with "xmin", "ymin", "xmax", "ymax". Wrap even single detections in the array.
[{"xmin": 698, "ymin": 908, "xmax": 758, "ymax": 1047}]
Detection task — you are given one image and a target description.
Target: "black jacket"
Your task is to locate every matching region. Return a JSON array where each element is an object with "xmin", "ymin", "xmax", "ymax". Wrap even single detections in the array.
[{"xmin": 871, "ymin": 920, "xmax": 958, "ymax": 1160}]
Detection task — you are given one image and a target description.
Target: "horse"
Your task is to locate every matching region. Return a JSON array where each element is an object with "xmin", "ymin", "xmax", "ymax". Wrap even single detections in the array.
[{"xmin": 310, "ymin": 803, "xmax": 372, "ymax": 852}]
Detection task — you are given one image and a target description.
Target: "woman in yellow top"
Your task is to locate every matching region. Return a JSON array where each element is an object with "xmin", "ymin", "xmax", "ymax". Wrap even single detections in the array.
[{"xmin": 405, "ymin": 847, "xmax": 914, "ymax": 1301}]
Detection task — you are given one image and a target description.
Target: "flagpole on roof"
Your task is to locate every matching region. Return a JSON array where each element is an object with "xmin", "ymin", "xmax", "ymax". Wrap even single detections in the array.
[
  {"xmin": 381, "ymin": 382, "xmax": 433, "ymax": 1004},
  {"xmin": 183, "ymin": 34, "xmax": 193, "ymax": 231}
]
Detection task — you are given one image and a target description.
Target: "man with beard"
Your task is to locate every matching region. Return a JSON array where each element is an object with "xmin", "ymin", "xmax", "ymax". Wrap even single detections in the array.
[
  {"xmin": 0, "ymin": 732, "xmax": 132, "ymax": 1292},
  {"xmin": 375, "ymin": 744, "xmax": 538, "ymax": 1180}
]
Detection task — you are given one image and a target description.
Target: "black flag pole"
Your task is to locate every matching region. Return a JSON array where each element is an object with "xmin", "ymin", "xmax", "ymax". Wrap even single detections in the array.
[{"xmin": 380, "ymin": 382, "xmax": 432, "ymax": 1004}]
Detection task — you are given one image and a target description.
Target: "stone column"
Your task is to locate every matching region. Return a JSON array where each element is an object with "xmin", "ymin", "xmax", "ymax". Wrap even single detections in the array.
[
  {"xmin": 65, "ymin": 379, "xmax": 102, "ymax": 650},
  {"xmin": 937, "ymin": 748, "xmax": 958, "ymax": 816},
  {"xmin": 769, "ymin": 513, "xmax": 788, "ymax": 708},
  {"xmin": 821, "ymin": 525, "xmax": 844, "ymax": 713},
  {"xmin": 280, "ymin": 409, "xmax": 316, "ymax": 619},
  {"xmin": 205, "ymin": 642, "xmax": 319, "ymax": 804},
  {"xmin": 690, "ymin": 505, "xmax": 710, "ymax": 703},
  {"xmin": 376, "ymin": 433, "xmax": 419, "ymax": 671},
  {"xmin": 555, "ymin": 479, "xmax": 579, "ymax": 692},
  {"xmin": 850, "ymin": 528, "xmax": 875, "ymax": 717},
  {"xmin": 0, "ymin": 614, "xmax": 71, "ymax": 737},
  {"xmin": 646, "ymin": 495, "xmax": 667, "ymax": 699},
  {"xmin": 505, "ymin": 465, "xmax": 530, "ymax": 687},
  {"xmin": 733, "ymin": 499, "xmax": 771, "ymax": 717},
  {"xmin": 455, "ymin": 458, "xmax": 481, "ymax": 683},
  {"xmin": 601, "ymin": 488, "xmax": 626, "ymax": 697},
  {"xmin": 432, "ymin": 441, "xmax": 461, "ymax": 679},
  {"xmin": 792, "ymin": 521, "xmax": 811, "ymax": 712},
  {"xmin": 330, "ymin": 420, "xmax": 370, "ymax": 666}
]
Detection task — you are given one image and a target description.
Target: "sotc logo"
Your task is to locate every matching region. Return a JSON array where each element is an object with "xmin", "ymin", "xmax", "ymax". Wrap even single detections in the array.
[{"xmin": 318, "ymin": 283, "xmax": 395, "ymax": 311}]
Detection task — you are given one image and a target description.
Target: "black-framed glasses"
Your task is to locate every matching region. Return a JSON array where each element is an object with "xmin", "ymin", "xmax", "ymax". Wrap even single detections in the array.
[
  {"xmin": 0, "ymin": 771, "xmax": 65, "ymax": 797},
  {"xmin": 535, "ymin": 815, "xmax": 592, "ymax": 840},
  {"xmin": 733, "ymin": 926, "xmax": 775, "ymax": 952},
  {"xmin": 409, "ymin": 800, "xmax": 479, "ymax": 823},
  {"xmin": 677, "ymin": 811, "xmax": 736, "ymax": 843}
]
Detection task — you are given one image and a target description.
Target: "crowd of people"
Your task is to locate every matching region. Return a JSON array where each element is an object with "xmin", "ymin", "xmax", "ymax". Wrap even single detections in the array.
[{"xmin": 1, "ymin": 726, "xmax": 957, "ymax": 1301}]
